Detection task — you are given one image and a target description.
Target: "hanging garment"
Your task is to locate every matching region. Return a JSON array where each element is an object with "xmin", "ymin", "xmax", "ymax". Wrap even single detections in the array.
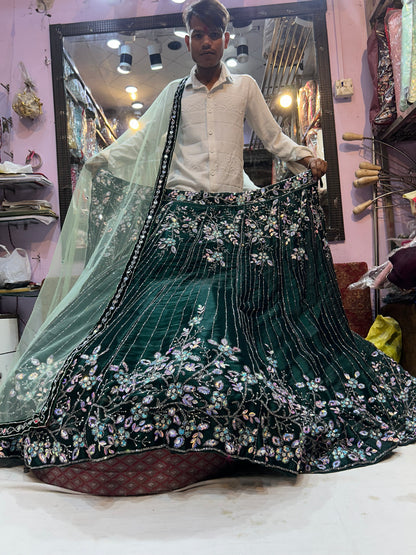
[
  {"xmin": 385, "ymin": 8, "xmax": 403, "ymax": 116},
  {"xmin": 409, "ymin": 0, "xmax": 416, "ymax": 103},
  {"xmin": 400, "ymin": 0, "xmax": 415, "ymax": 111}
]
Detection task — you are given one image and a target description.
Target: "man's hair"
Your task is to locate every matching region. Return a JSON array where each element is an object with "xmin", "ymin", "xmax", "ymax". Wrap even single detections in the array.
[{"xmin": 183, "ymin": 0, "xmax": 230, "ymax": 33}]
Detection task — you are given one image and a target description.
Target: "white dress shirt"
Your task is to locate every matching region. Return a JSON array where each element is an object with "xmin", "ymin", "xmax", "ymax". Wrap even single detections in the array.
[
  {"xmin": 99, "ymin": 63, "xmax": 312, "ymax": 193},
  {"xmin": 166, "ymin": 63, "xmax": 313, "ymax": 193}
]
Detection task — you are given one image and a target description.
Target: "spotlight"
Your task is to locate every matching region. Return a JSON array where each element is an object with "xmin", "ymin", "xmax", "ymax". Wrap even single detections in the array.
[
  {"xmin": 236, "ymin": 36, "xmax": 249, "ymax": 63},
  {"xmin": 117, "ymin": 44, "xmax": 132, "ymax": 74},
  {"xmin": 107, "ymin": 38, "xmax": 121, "ymax": 49},
  {"xmin": 147, "ymin": 42, "xmax": 163, "ymax": 71},
  {"xmin": 279, "ymin": 93, "xmax": 293, "ymax": 109},
  {"xmin": 276, "ymin": 89, "xmax": 296, "ymax": 111},
  {"xmin": 131, "ymin": 101, "xmax": 144, "ymax": 110},
  {"xmin": 232, "ymin": 19, "xmax": 253, "ymax": 34},
  {"xmin": 129, "ymin": 117, "xmax": 140, "ymax": 130},
  {"xmin": 225, "ymin": 57, "xmax": 238, "ymax": 68}
]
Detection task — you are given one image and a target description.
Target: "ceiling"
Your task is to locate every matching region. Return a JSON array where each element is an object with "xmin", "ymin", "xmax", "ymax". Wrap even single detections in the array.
[{"xmin": 63, "ymin": 21, "xmax": 267, "ymax": 119}]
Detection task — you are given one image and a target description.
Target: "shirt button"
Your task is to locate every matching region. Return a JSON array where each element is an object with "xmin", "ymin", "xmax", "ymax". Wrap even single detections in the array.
[
  {"xmin": 208, "ymin": 130, "xmax": 213, "ymax": 135},
  {"xmin": 210, "ymin": 170, "xmax": 215, "ymax": 176}
]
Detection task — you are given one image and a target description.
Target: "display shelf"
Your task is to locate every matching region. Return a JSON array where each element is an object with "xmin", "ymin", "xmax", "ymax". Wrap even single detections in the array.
[
  {"xmin": 368, "ymin": 0, "xmax": 401, "ymax": 25},
  {"xmin": 0, "ymin": 286, "xmax": 40, "ymax": 297},
  {"xmin": 0, "ymin": 173, "xmax": 54, "ymax": 189},
  {"xmin": 0, "ymin": 214, "xmax": 58, "ymax": 225},
  {"xmin": 64, "ymin": 50, "xmax": 117, "ymax": 145},
  {"xmin": 378, "ymin": 102, "xmax": 416, "ymax": 142}
]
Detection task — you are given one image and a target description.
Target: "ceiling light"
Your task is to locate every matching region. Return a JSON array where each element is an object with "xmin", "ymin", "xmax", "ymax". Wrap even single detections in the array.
[
  {"xmin": 174, "ymin": 28, "xmax": 187, "ymax": 38},
  {"xmin": 148, "ymin": 42, "xmax": 163, "ymax": 71},
  {"xmin": 171, "ymin": 0, "xmax": 186, "ymax": 4},
  {"xmin": 129, "ymin": 117, "xmax": 140, "ymax": 130},
  {"xmin": 279, "ymin": 93, "xmax": 293, "ymax": 109},
  {"xmin": 117, "ymin": 44, "xmax": 132, "ymax": 74},
  {"xmin": 236, "ymin": 36, "xmax": 249, "ymax": 63},
  {"xmin": 125, "ymin": 85, "xmax": 138, "ymax": 94},
  {"xmin": 131, "ymin": 101, "xmax": 144, "ymax": 110},
  {"xmin": 276, "ymin": 89, "xmax": 296, "ymax": 110},
  {"xmin": 225, "ymin": 56, "xmax": 238, "ymax": 68},
  {"xmin": 107, "ymin": 38, "xmax": 121, "ymax": 49}
]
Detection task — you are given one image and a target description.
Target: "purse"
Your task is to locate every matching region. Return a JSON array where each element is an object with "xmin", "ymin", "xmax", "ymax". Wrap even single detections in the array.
[{"xmin": 0, "ymin": 245, "xmax": 32, "ymax": 287}]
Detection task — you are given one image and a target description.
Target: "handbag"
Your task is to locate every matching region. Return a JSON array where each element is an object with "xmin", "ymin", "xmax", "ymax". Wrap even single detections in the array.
[{"xmin": 0, "ymin": 245, "xmax": 32, "ymax": 287}]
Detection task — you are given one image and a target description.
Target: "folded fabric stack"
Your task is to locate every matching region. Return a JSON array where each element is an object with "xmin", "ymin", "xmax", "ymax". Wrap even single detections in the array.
[{"xmin": 0, "ymin": 199, "xmax": 58, "ymax": 224}]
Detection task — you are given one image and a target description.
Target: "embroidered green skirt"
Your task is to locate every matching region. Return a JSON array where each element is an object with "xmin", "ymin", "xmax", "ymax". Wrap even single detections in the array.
[{"xmin": 2, "ymin": 172, "xmax": 416, "ymax": 473}]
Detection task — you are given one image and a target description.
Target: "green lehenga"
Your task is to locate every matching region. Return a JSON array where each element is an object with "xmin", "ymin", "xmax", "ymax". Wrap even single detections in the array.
[
  {"xmin": 1, "ymin": 171, "xmax": 416, "ymax": 474},
  {"xmin": 1, "ymin": 77, "xmax": 415, "ymax": 480}
]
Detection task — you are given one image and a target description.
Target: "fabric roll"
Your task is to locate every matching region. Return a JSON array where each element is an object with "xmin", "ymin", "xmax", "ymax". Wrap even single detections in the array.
[
  {"xmin": 409, "ymin": 0, "xmax": 416, "ymax": 103},
  {"xmin": 400, "ymin": 0, "xmax": 414, "ymax": 111},
  {"xmin": 374, "ymin": 19, "xmax": 397, "ymax": 126},
  {"xmin": 385, "ymin": 8, "xmax": 403, "ymax": 115}
]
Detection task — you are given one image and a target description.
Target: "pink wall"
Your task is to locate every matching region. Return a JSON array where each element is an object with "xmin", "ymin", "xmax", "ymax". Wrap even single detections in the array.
[{"xmin": 0, "ymin": 0, "xmax": 377, "ymax": 285}]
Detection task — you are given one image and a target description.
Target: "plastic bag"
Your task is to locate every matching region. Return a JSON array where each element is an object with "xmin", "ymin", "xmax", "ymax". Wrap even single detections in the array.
[
  {"xmin": 365, "ymin": 314, "xmax": 402, "ymax": 362},
  {"xmin": 349, "ymin": 237, "xmax": 416, "ymax": 290},
  {"xmin": 12, "ymin": 62, "xmax": 43, "ymax": 120},
  {"xmin": 0, "ymin": 245, "xmax": 32, "ymax": 287}
]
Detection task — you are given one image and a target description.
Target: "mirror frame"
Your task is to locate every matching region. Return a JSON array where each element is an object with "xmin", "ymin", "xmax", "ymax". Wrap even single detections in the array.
[{"xmin": 50, "ymin": 0, "xmax": 344, "ymax": 240}]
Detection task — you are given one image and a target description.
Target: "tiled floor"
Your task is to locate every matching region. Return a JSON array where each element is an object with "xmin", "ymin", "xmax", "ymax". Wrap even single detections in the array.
[{"xmin": 1, "ymin": 444, "xmax": 415, "ymax": 555}]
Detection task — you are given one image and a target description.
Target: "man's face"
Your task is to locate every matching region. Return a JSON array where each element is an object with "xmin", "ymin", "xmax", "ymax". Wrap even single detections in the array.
[{"xmin": 185, "ymin": 15, "xmax": 230, "ymax": 69}]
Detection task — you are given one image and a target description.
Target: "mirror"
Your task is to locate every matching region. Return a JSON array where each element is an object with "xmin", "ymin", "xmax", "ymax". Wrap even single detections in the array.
[{"xmin": 50, "ymin": 0, "xmax": 344, "ymax": 240}]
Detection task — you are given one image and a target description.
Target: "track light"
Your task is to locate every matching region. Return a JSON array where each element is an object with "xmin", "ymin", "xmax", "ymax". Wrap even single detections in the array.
[
  {"xmin": 148, "ymin": 42, "xmax": 163, "ymax": 71},
  {"xmin": 117, "ymin": 44, "xmax": 132, "ymax": 74},
  {"xmin": 236, "ymin": 36, "xmax": 249, "ymax": 63},
  {"xmin": 232, "ymin": 19, "xmax": 253, "ymax": 35}
]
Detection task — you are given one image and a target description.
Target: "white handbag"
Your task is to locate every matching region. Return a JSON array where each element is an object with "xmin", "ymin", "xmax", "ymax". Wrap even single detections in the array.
[{"xmin": 0, "ymin": 245, "xmax": 32, "ymax": 287}]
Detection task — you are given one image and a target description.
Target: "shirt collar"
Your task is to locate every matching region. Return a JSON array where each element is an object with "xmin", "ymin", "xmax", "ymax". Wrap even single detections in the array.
[{"xmin": 186, "ymin": 62, "xmax": 234, "ymax": 90}]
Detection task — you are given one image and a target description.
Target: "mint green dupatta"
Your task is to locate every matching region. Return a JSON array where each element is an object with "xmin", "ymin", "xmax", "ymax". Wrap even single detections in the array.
[{"xmin": 0, "ymin": 78, "xmax": 187, "ymax": 431}]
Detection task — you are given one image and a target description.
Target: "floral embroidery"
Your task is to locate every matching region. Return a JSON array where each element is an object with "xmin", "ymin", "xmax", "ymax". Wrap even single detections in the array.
[
  {"xmin": 19, "ymin": 306, "xmax": 416, "ymax": 473},
  {"xmin": 157, "ymin": 174, "xmax": 317, "ymax": 270}
]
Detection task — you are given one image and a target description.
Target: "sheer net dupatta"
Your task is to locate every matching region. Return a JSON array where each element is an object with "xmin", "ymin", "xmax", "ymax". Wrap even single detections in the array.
[{"xmin": 0, "ymin": 78, "xmax": 186, "ymax": 429}]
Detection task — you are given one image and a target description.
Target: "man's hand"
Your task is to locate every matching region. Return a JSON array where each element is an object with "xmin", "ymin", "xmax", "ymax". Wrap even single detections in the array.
[
  {"xmin": 84, "ymin": 154, "xmax": 108, "ymax": 176},
  {"xmin": 300, "ymin": 157, "xmax": 328, "ymax": 180}
]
